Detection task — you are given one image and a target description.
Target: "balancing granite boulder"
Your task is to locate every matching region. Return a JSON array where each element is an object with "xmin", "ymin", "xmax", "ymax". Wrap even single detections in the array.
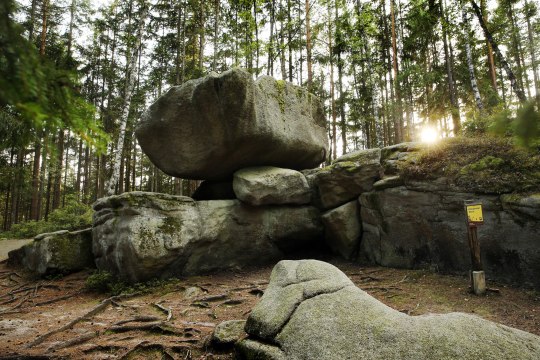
[
  {"xmin": 237, "ymin": 260, "xmax": 540, "ymax": 360},
  {"xmin": 135, "ymin": 68, "xmax": 328, "ymax": 180}
]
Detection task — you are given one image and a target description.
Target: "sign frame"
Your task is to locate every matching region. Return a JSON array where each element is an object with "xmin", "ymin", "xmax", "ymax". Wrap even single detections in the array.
[{"xmin": 465, "ymin": 200, "xmax": 484, "ymax": 226}]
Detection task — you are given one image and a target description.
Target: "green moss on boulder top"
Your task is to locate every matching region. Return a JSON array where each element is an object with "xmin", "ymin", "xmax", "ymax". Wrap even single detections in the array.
[{"xmin": 398, "ymin": 136, "xmax": 540, "ymax": 194}]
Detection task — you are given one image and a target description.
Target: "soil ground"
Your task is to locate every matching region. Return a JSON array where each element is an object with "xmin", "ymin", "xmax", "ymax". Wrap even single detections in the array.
[{"xmin": 0, "ymin": 258, "xmax": 539, "ymax": 360}]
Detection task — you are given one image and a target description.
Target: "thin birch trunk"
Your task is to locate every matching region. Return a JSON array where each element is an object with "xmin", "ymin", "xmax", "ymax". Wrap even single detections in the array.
[{"xmin": 105, "ymin": 4, "xmax": 147, "ymax": 196}]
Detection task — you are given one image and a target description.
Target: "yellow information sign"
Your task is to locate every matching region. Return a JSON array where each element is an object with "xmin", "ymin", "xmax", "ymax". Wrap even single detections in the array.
[{"xmin": 466, "ymin": 204, "xmax": 484, "ymax": 224}]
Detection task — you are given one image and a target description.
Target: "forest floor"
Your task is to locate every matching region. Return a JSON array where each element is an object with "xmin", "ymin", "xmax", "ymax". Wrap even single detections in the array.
[{"xmin": 0, "ymin": 256, "xmax": 539, "ymax": 360}]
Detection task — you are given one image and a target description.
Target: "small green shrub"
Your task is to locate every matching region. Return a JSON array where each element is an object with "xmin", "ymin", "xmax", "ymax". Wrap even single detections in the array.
[
  {"xmin": 85, "ymin": 271, "xmax": 127, "ymax": 294},
  {"xmin": 2, "ymin": 196, "xmax": 93, "ymax": 239},
  {"xmin": 85, "ymin": 270, "xmax": 180, "ymax": 296}
]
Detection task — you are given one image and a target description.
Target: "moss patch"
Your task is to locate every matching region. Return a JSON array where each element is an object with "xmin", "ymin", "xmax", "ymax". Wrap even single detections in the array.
[
  {"xmin": 274, "ymin": 80, "xmax": 287, "ymax": 114},
  {"xmin": 398, "ymin": 136, "xmax": 540, "ymax": 194}
]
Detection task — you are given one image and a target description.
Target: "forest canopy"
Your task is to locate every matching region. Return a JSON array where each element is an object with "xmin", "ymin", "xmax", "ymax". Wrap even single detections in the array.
[{"xmin": 0, "ymin": 0, "xmax": 539, "ymax": 233}]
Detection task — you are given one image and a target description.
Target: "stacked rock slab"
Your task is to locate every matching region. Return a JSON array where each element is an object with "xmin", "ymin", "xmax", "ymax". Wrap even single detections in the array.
[
  {"xmin": 92, "ymin": 192, "xmax": 323, "ymax": 282},
  {"xmin": 237, "ymin": 260, "xmax": 540, "ymax": 360},
  {"xmin": 135, "ymin": 68, "xmax": 328, "ymax": 180}
]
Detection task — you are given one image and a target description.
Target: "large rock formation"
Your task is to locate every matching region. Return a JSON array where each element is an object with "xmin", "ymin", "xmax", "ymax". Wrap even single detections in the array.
[
  {"xmin": 237, "ymin": 260, "xmax": 540, "ymax": 360},
  {"xmin": 135, "ymin": 68, "xmax": 328, "ymax": 180},
  {"xmin": 360, "ymin": 186, "xmax": 540, "ymax": 288},
  {"xmin": 8, "ymin": 229, "xmax": 94, "ymax": 275},
  {"xmin": 92, "ymin": 192, "xmax": 323, "ymax": 282}
]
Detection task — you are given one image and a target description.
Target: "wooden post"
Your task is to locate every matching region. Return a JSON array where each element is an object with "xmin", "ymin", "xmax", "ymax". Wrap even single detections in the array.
[
  {"xmin": 467, "ymin": 224, "xmax": 483, "ymax": 271},
  {"xmin": 465, "ymin": 200, "xmax": 486, "ymax": 295}
]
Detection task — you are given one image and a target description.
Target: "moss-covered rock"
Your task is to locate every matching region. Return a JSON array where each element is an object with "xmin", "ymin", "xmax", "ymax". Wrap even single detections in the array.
[
  {"xmin": 92, "ymin": 192, "xmax": 324, "ymax": 283},
  {"xmin": 211, "ymin": 320, "xmax": 246, "ymax": 348},
  {"xmin": 8, "ymin": 228, "xmax": 94, "ymax": 275}
]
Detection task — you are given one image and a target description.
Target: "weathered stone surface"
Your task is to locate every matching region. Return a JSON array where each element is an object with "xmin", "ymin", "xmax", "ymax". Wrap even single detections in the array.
[
  {"xmin": 8, "ymin": 229, "xmax": 94, "ymax": 275},
  {"xmin": 321, "ymin": 200, "xmax": 361, "ymax": 260},
  {"xmin": 233, "ymin": 166, "xmax": 311, "ymax": 206},
  {"xmin": 211, "ymin": 320, "xmax": 246, "ymax": 348},
  {"xmin": 311, "ymin": 148, "xmax": 381, "ymax": 209},
  {"xmin": 238, "ymin": 260, "xmax": 540, "ymax": 360},
  {"xmin": 136, "ymin": 68, "xmax": 328, "ymax": 180},
  {"xmin": 192, "ymin": 180, "xmax": 236, "ymax": 200},
  {"xmin": 92, "ymin": 192, "xmax": 323, "ymax": 283},
  {"xmin": 360, "ymin": 187, "xmax": 540, "ymax": 288}
]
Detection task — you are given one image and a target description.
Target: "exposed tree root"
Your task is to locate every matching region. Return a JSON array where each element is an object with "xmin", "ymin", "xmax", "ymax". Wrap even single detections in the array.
[
  {"xmin": 46, "ymin": 331, "xmax": 100, "ymax": 352},
  {"xmin": 33, "ymin": 292, "xmax": 80, "ymax": 307},
  {"xmin": 153, "ymin": 302, "xmax": 173, "ymax": 321},
  {"xmin": 25, "ymin": 292, "xmax": 141, "ymax": 348},
  {"xmin": 114, "ymin": 315, "xmax": 161, "ymax": 326},
  {"xmin": 117, "ymin": 341, "xmax": 177, "ymax": 360}
]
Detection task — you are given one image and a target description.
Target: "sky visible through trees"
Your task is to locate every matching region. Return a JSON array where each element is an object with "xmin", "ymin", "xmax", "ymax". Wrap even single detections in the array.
[{"xmin": 0, "ymin": 0, "xmax": 539, "ymax": 230}]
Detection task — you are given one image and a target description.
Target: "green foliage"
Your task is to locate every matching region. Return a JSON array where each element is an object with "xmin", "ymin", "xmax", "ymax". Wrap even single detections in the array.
[
  {"xmin": 489, "ymin": 102, "xmax": 540, "ymax": 150},
  {"xmin": 2, "ymin": 196, "xmax": 93, "ymax": 238},
  {"xmin": 0, "ymin": 0, "xmax": 109, "ymax": 152},
  {"xmin": 399, "ymin": 136, "xmax": 540, "ymax": 194},
  {"xmin": 85, "ymin": 271, "xmax": 123, "ymax": 293}
]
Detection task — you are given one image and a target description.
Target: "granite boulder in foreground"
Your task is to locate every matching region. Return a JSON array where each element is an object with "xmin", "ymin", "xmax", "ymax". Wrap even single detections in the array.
[
  {"xmin": 135, "ymin": 68, "xmax": 328, "ymax": 180},
  {"xmin": 237, "ymin": 260, "xmax": 540, "ymax": 360}
]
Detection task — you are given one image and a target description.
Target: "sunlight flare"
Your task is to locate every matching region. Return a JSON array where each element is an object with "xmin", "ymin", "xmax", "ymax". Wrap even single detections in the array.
[{"xmin": 420, "ymin": 126, "xmax": 439, "ymax": 144}]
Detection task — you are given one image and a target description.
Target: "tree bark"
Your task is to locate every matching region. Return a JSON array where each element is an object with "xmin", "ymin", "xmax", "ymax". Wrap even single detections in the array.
[
  {"xmin": 469, "ymin": 0, "xmax": 526, "ymax": 103},
  {"xmin": 441, "ymin": 0, "xmax": 461, "ymax": 133},
  {"xmin": 462, "ymin": 4, "xmax": 483, "ymax": 110},
  {"xmin": 105, "ymin": 4, "xmax": 148, "ymax": 196},
  {"xmin": 480, "ymin": 0, "xmax": 497, "ymax": 92},
  {"xmin": 305, "ymin": 0, "xmax": 312, "ymax": 90},
  {"xmin": 524, "ymin": 1, "xmax": 540, "ymax": 102},
  {"xmin": 390, "ymin": 0, "xmax": 403, "ymax": 143},
  {"xmin": 329, "ymin": 3, "xmax": 337, "ymax": 159}
]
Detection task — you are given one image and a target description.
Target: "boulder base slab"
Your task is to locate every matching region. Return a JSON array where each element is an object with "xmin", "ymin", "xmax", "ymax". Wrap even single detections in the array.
[{"xmin": 92, "ymin": 192, "xmax": 323, "ymax": 283}]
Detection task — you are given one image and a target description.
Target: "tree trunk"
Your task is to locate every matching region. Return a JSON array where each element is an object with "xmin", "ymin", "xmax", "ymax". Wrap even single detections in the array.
[
  {"xmin": 213, "ymin": 0, "xmax": 219, "ymax": 72},
  {"xmin": 287, "ymin": 0, "xmax": 293, "ymax": 82},
  {"xmin": 305, "ymin": 0, "xmax": 312, "ymax": 89},
  {"xmin": 441, "ymin": 0, "xmax": 461, "ymax": 133},
  {"xmin": 524, "ymin": 1, "xmax": 540, "ymax": 102},
  {"xmin": 198, "ymin": 1, "xmax": 205, "ymax": 72},
  {"xmin": 176, "ymin": 2, "xmax": 183, "ymax": 84},
  {"xmin": 278, "ymin": 0, "xmax": 286, "ymax": 80},
  {"xmin": 105, "ymin": 4, "xmax": 148, "ymax": 196},
  {"xmin": 328, "ymin": 2, "xmax": 337, "ymax": 160},
  {"xmin": 462, "ymin": 4, "xmax": 483, "ymax": 110},
  {"xmin": 267, "ymin": 0, "xmax": 275, "ymax": 76},
  {"xmin": 480, "ymin": 0, "xmax": 497, "ymax": 92},
  {"xmin": 390, "ymin": 0, "xmax": 403, "ymax": 143},
  {"xmin": 253, "ymin": 0, "xmax": 260, "ymax": 76},
  {"xmin": 52, "ymin": 130, "xmax": 64, "ymax": 210},
  {"xmin": 469, "ymin": 0, "xmax": 527, "ymax": 103},
  {"xmin": 28, "ymin": 0, "xmax": 38, "ymax": 42}
]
